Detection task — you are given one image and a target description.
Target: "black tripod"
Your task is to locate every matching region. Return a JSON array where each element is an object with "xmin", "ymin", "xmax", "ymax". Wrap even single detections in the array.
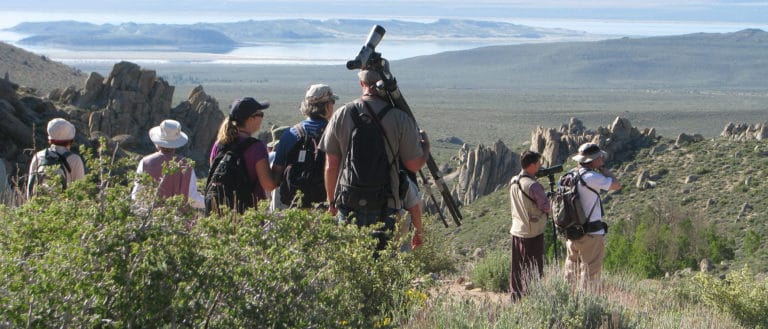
[
  {"xmin": 346, "ymin": 25, "xmax": 462, "ymax": 227},
  {"xmin": 545, "ymin": 174, "xmax": 559, "ymax": 265}
]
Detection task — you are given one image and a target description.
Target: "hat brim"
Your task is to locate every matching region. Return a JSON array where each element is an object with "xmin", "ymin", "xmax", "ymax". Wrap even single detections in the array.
[
  {"xmin": 149, "ymin": 126, "xmax": 189, "ymax": 149},
  {"xmin": 572, "ymin": 150, "xmax": 607, "ymax": 163}
]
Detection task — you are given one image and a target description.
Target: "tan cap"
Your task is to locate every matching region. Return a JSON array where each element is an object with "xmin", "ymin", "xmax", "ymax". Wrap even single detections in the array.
[
  {"xmin": 304, "ymin": 84, "xmax": 339, "ymax": 104},
  {"xmin": 357, "ymin": 70, "xmax": 381, "ymax": 86},
  {"xmin": 572, "ymin": 143, "xmax": 608, "ymax": 164}
]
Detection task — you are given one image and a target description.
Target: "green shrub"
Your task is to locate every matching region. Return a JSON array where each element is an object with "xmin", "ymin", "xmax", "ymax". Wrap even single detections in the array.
[
  {"xmin": 0, "ymin": 148, "xmax": 426, "ymax": 328},
  {"xmin": 605, "ymin": 201, "xmax": 734, "ymax": 278},
  {"xmin": 743, "ymin": 229, "xmax": 762, "ymax": 257},
  {"xmin": 695, "ymin": 266, "xmax": 768, "ymax": 329},
  {"xmin": 409, "ymin": 217, "xmax": 459, "ymax": 274},
  {"xmin": 470, "ymin": 250, "xmax": 510, "ymax": 293}
]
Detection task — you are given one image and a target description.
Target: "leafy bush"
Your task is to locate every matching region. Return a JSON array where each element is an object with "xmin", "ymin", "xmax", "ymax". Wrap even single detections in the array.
[
  {"xmin": 605, "ymin": 200, "xmax": 734, "ymax": 278},
  {"xmin": 0, "ymin": 148, "xmax": 426, "ymax": 328},
  {"xmin": 470, "ymin": 250, "xmax": 510, "ymax": 293},
  {"xmin": 695, "ymin": 266, "xmax": 768, "ymax": 328},
  {"xmin": 743, "ymin": 229, "xmax": 762, "ymax": 257},
  {"xmin": 408, "ymin": 217, "xmax": 459, "ymax": 275}
]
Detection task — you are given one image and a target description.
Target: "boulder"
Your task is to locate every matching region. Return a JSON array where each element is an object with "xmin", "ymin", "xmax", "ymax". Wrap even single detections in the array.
[{"xmin": 721, "ymin": 122, "xmax": 768, "ymax": 141}]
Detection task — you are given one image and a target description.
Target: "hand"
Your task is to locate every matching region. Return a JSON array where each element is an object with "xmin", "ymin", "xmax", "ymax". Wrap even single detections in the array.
[
  {"xmin": 328, "ymin": 203, "xmax": 338, "ymax": 216},
  {"xmin": 411, "ymin": 233, "xmax": 423, "ymax": 250}
]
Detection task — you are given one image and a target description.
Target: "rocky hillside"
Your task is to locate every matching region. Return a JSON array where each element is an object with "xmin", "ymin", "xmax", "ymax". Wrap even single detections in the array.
[
  {"xmin": 448, "ymin": 118, "xmax": 768, "ymax": 273},
  {"xmin": 0, "ymin": 61, "xmax": 228, "ymax": 193},
  {"xmin": 0, "ymin": 42, "xmax": 86, "ymax": 94}
]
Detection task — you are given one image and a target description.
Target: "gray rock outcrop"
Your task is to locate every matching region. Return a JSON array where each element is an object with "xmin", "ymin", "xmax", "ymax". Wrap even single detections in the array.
[
  {"xmin": 530, "ymin": 116, "xmax": 657, "ymax": 167},
  {"xmin": 451, "ymin": 140, "xmax": 519, "ymax": 205},
  {"xmin": 50, "ymin": 61, "xmax": 223, "ymax": 166},
  {"xmin": 720, "ymin": 122, "xmax": 768, "ymax": 141},
  {"xmin": 2, "ymin": 61, "xmax": 225, "ymax": 189}
]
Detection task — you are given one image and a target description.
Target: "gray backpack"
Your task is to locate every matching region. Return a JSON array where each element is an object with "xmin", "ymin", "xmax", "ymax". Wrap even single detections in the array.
[
  {"xmin": 28, "ymin": 149, "xmax": 73, "ymax": 195},
  {"xmin": 551, "ymin": 170, "xmax": 599, "ymax": 239}
]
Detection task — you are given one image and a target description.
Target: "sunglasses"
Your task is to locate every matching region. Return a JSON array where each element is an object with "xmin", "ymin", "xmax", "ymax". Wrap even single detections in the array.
[{"xmin": 251, "ymin": 112, "xmax": 264, "ymax": 118}]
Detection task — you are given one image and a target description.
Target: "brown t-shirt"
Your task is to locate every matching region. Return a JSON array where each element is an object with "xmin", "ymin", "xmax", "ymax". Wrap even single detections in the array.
[{"xmin": 319, "ymin": 96, "xmax": 423, "ymax": 209}]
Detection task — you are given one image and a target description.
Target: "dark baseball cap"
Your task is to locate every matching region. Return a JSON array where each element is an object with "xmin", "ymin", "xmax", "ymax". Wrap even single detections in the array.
[{"xmin": 229, "ymin": 97, "xmax": 269, "ymax": 121}]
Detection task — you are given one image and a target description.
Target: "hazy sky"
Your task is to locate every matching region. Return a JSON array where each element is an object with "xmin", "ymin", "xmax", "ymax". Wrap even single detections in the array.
[
  {"xmin": 2, "ymin": 0, "xmax": 767, "ymax": 23},
  {"xmin": 1, "ymin": 0, "xmax": 766, "ymax": 38}
]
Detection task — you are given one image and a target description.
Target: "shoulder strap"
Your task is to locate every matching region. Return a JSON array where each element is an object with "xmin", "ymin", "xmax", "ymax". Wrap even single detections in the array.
[
  {"xmin": 576, "ymin": 170, "xmax": 602, "ymax": 220},
  {"xmin": 362, "ymin": 101, "xmax": 395, "ymax": 156},
  {"xmin": 45, "ymin": 149, "xmax": 72, "ymax": 174},
  {"xmin": 294, "ymin": 123, "xmax": 305, "ymax": 139},
  {"xmin": 206, "ymin": 138, "xmax": 259, "ymax": 186},
  {"xmin": 514, "ymin": 175, "xmax": 536, "ymax": 203}
]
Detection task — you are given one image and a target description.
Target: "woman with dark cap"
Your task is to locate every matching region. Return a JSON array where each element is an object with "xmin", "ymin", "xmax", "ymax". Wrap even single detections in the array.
[{"xmin": 208, "ymin": 97, "xmax": 278, "ymax": 211}]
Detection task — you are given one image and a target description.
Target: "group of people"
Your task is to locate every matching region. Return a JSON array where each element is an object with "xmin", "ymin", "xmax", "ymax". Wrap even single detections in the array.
[
  {"xmin": 26, "ymin": 67, "xmax": 623, "ymax": 294},
  {"xmin": 27, "ymin": 67, "xmax": 429, "ymax": 251},
  {"xmin": 508, "ymin": 144, "xmax": 622, "ymax": 300}
]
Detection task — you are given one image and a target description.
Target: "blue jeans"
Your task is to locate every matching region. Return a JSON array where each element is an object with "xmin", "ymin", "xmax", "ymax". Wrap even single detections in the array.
[{"xmin": 338, "ymin": 207, "xmax": 397, "ymax": 253}]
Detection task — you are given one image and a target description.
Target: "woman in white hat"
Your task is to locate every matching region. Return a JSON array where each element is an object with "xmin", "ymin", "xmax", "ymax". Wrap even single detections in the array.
[
  {"xmin": 131, "ymin": 119, "xmax": 205, "ymax": 209},
  {"xmin": 26, "ymin": 118, "xmax": 86, "ymax": 199}
]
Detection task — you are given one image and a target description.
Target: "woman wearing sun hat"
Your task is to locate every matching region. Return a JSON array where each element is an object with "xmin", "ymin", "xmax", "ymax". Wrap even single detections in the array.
[{"xmin": 131, "ymin": 119, "xmax": 205, "ymax": 209}]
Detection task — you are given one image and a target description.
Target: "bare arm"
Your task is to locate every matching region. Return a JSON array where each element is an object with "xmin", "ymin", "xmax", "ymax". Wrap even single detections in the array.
[
  {"xmin": 402, "ymin": 130, "xmax": 430, "ymax": 172},
  {"xmin": 256, "ymin": 158, "xmax": 278, "ymax": 192},
  {"xmin": 600, "ymin": 167, "xmax": 622, "ymax": 191},
  {"xmin": 324, "ymin": 153, "xmax": 340, "ymax": 215}
]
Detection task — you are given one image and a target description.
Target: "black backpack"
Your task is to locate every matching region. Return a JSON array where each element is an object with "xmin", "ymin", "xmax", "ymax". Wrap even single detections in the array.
[
  {"xmin": 335, "ymin": 102, "xmax": 394, "ymax": 212},
  {"xmin": 27, "ymin": 149, "xmax": 73, "ymax": 196},
  {"xmin": 204, "ymin": 138, "xmax": 258, "ymax": 215},
  {"xmin": 279, "ymin": 123, "xmax": 327, "ymax": 208},
  {"xmin": 551, "ymin": 169, "xmax": 600, "ymax": 239}
]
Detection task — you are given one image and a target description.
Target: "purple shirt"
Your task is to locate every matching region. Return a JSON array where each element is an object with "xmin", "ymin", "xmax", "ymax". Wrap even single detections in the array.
[{"xmin": 210, "ymin": 136, "xmax": 269, "ymax": 202}]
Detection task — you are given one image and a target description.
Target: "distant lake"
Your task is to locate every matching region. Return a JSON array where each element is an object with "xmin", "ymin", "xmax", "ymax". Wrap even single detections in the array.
[
  {"xmin": 2, "ymin": 10, "xmax": 766, "ymax": 67},
  {"xmin": 12, "ymin": 40, "xmax": 518, "ymax": 67}
]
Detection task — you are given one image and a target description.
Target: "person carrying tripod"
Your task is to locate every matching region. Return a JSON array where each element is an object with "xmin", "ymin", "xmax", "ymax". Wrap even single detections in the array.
[
  {"xmin": 320, "ymin": 69, "xmax": 429, "ymax": 253},
  {"xmin": 508, "ymin": 150, "xmax": 551, "ymax": 301}
]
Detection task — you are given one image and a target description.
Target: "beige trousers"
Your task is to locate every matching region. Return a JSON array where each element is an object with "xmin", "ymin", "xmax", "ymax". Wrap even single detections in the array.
[{"xmin": 565, "ymin": 234, "xmax": 605, "ymax": 290}]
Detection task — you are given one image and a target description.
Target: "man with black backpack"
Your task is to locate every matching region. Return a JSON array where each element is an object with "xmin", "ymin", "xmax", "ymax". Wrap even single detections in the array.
[
  {"xmin": 26, "ymin": 118, "xmax": 85, "ymax": 199},
  {"xmin": 565, "ymin": 143, "xmax": 621, "ymax": 290},
  {"xmin": 271, "ymin": 84, "xmax": 337, "ymax": 209},
  {"xmin": 320, "ymin": 69, "xmax": 429, "ymax": 252}
]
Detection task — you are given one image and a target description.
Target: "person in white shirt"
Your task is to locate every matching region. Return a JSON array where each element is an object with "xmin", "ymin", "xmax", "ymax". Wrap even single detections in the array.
[
  {"xmin": 26, "ymin": 118, "xmax": 85, "ymax": 199},
  {"xmin": 565, "ymin": 143, "xmax": 622, "ymax": 290}
]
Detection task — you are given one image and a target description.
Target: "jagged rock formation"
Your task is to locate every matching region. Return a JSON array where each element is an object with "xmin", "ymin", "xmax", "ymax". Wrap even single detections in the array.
[
  {"xmin": 530, "ymin": 117, "xmax": 657, "ymax": 167},
  {"xmin": 451, "ymin": 140, "xmax": 519, "ymax": 205},
  {"xmin": 720, "ymin": 122, "xmax": 768, "ymax": 141},
  {"xmin": 449, "ymin": 116, "xmax": 657, "ymax": 206},
  {"xmin": 1, "ymin": 61, "xmax": 224, "ymax": 187},
  {"xmin": 49, "ymin": 61, "xmax": 224, "ymax": 166}
]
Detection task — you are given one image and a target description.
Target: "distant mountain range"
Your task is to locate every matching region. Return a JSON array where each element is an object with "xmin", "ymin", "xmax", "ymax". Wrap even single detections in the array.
[
  {"xmin": 2, "ymin": 28, "xmax": 767, "ymax": 94},
  {"xmin": 6, "ymin": 19, "xmax": 592, "ymax": 53},
  {"xmin": 394, "ymin": 28, "xmax": 768, "ymax": 90}
]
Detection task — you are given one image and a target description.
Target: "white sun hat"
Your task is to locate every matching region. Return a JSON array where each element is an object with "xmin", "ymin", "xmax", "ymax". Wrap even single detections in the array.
[{"xmin": 149, "ymin": 119, "xmax": 188, "ymax": 149}]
